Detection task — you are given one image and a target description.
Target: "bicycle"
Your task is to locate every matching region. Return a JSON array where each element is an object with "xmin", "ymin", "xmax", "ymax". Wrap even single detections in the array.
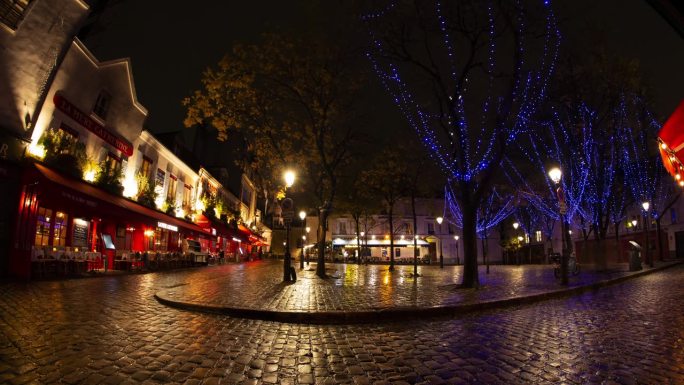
[{"xmin": 551, "ymin": 252, "xmax": 580, "ymax": 278}]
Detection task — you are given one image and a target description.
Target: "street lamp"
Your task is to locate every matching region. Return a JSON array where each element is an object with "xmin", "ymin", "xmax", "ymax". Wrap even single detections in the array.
[
  {"xmin": 284, "ymin": 170, "xmax": 295, "ymax": 188},
  {"xmin": 513, "ymin": 222, "xmax": 520, "ymax": 264},
  {"xmin": 299, "ymin": 210, "xmax": 306, "ymax": 269},
  {"xmin": 642, "ymin": 201, "xmax": 652, "ymax": 268},
  {"xmin": 282, "ymin": 171, "xmax": 296, "ymax": 281},
  {"xmin": 454, "ymin": 235, "xmax": 460, "ymax": 265},
  {"xmin": 631, "ymin": 219, "xmax": 637, "ymax": 233},
  {"xmin": 549, "ymin": 166, "xmax": 570, "ymax": 285},
  {"xmin": 436, "ymin": 216, "xmax": 444, "ymax": 268}
]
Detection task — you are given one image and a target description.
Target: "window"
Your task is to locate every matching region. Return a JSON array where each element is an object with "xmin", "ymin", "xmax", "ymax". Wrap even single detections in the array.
[
  {"xmin": 155, "ymin": 168, "xmax": 165, "ymax": 188},
  {"xmin": 535, "ymin": 230, "xmax": 542, "ymax": 243},
  {"xmin": 167, "ymin": 175, "xmax": 177, "ymax": 200},
  {"xmin": 448, "ymin": 224, "xmax": 454, "ymax": 234},
  {"xmin": 395, "ymin": 248, "xmax": 401, "ymax": 257},
  {"xmin": 52, "ymin": 211, "xmax": 68, "ymax": 247},
  {"xmin": 105, "ymin": 153, "xmax": 121, "ymax": 176},
  {"xmin": 671, "ymin": 208, "xmax": 677, "ymax": 224},
  {"xmin": 139, "ymin": 156, "xmax": 152, "ymax": 179},
  {"xmin": 183, "ymin": 184, "xmax": 192, "ymax": 208},
  {"xmin": 427, "ymin": 223, "xmax": 435, "ymax": 235},
  {"xmin": 34, "ymin": 207, "xmax": 52, "ymax": 246},
  {"xmin": 154, "ymin": 228, "xmax": 169, "ymax": 252},
  {"xmin": 0, "ymin": 0, "xmax": 33, "ymax": 30},
  {"xmin": 338, "ymin": 221, "xmax": 347, "ymax": 235},
  {"xmin": 241, "ymin": 184, "xmax": 253, "ymax": 206},
  {"xmin": 93, "ymin": 91, "xmax": 111, "ymax": 120}
]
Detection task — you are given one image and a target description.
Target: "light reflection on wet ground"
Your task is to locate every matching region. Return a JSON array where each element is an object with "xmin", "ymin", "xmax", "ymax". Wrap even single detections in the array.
[{"xmin": 155, "ymin": 260, "xmax": 675, "ymax": 312}]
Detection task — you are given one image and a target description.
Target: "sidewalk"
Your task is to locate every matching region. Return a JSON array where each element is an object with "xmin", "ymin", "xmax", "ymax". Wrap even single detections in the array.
[{"xmin": 154, "ymin": 259, "xmax": 684, "ymax": 324}]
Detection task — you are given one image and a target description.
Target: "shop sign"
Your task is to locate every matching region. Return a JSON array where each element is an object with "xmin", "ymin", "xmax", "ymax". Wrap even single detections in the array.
[
  {"xmin": 0, "ymin": 132, "xmax": 28, "ymax": 162},
  {"xmin": 61, "ymin": 191, "xmax": 98, "ymax": 207},
  {"xmin": 158, "ymin": 221, "xmax": 178, "ymax": 232},
  {"xmin": 53, "ymin": 94, "xmax": 133, "ymax": 156}
]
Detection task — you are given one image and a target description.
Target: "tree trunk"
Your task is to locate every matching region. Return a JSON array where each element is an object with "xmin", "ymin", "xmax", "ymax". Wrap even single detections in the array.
[
  {"xmin": 461, "ymin": 205, "xmax": 479, "ymax": 288},
  {"xmin": 355, "ymin": 216, "xmax": 361, "ymax": 265},
  {"xmin": 316, "ymin": 205, "xmax": 329, "ymax": 278},
  {"xmin": 389, "ymin": 206, "xmax": 395, "ymax": 271},
  {"xmin": 656, "ymin": 218, "xmax": 663, "ymax": 262},
  {"xmin": 412, "ymin": 194, "xmax": 418, "ymax": 276}
]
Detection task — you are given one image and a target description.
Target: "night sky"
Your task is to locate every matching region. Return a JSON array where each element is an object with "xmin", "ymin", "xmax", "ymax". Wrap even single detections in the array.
[{"xmin": 85, "ymin": 0, "xmax": 683, "ymax": 137}]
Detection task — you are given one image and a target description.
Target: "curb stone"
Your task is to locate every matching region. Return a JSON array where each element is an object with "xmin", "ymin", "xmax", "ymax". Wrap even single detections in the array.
[{"xmin": 154, "ymin": 260, "xmax": 684, "ymax": 324}]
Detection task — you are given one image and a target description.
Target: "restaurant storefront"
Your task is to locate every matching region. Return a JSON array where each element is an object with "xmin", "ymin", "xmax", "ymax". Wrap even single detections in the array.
[{"xmin": 10, "ymin": 162, "xmax": 214, "ymax": 279}]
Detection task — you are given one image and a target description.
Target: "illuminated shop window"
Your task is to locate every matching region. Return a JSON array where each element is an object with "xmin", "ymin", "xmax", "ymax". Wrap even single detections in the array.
[
  {"xmin": 52, "ymin": 211, "xmax": 68, "ymax": 247},
  {"xmin": 35, "ymin": 207, "xmax": 52, "ymax": 246},
  {"xmin": 154, "ymin": 228, "xmax": 169, "ymax": 252}
]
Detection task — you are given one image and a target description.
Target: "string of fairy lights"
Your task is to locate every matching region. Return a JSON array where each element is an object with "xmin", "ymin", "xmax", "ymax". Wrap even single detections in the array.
[
  {"xmin": 363, "ymin": 0, "xmax": 560, "ymax": 184},
  {"xmin": 364, "ymin": 1, "xmax": 671, "ymax": 238}
]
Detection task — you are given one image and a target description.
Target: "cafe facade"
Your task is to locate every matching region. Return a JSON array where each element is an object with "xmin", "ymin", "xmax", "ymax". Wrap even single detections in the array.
[{"xmin": 8, "ymin": 38, "xmax": 269, "ymax": 279}]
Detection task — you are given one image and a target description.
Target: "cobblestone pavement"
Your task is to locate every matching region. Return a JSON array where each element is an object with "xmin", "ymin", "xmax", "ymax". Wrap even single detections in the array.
[
  {"xmin": 1, "ymin": 263, "xmax": 683, "ymax": 384},
  {"xmin": 155, "ymin": 260, "xmax": 669, "ymax": 313}
]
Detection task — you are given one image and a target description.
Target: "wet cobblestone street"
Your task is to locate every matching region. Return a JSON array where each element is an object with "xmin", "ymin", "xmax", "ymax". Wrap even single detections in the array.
[{"xmin": 0, "ymin": 262, "xmax": 683, "ymax": 384}]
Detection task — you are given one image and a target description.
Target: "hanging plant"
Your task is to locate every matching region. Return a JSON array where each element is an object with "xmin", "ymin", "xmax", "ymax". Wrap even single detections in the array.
[
  {"xmin": 94, "ymin": 160, "xmax": 124, "ymax": 195},
  {"xmin": 38, "ymin": 128, "xmax": 88, "ymax": 179}
]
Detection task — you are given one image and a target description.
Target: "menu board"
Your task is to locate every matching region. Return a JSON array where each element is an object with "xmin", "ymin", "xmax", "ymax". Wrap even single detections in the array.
[
  {"xmin": 72, "ymin": 218, "xmax": 89, "ymax": 247},
  {"xmin": 101, "ymin": 234, "xmax": 116, "ymax": 250}
]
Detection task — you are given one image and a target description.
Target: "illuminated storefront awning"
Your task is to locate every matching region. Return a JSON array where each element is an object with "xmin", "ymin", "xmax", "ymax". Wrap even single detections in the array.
[
  {"xmin": 333, "ymin": 237, "xmax": 430, "ymax": 246},
  {"xmin": 32, "ymin": 163, "xmax": 209, "ymax": 235},
  {"xmin": 658, "ymin": 100, "xmax": 684, "ymax": 182}
]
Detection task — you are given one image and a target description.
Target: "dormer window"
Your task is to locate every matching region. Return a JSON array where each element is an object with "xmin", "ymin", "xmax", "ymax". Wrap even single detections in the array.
[
  {"xmin": 93, "ymin": 91, "xmax": 111, "ymax": 120},
  {"xmin": 0, "ymin": 0, "xmax": 33, "ymax": 31}
]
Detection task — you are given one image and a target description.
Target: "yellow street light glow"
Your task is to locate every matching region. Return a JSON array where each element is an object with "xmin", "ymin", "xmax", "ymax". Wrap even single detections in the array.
[
  {"xmin": 284, "ymin": 170, "xmax": 295, "ymax": 188},
  {"xmin": 513, "ymin": 222, "xmax": 519, "ymax": 230},
  {"xmin": 436, "ymin": 216, "xmax": 443, "ymax": 225},
  {"xmin": 299, "ymin": 210, "xmax": 306, "ymax": 220},
  {"xmin": 642, "ymin": 202, "xmax": 650, "ymax": 211}
]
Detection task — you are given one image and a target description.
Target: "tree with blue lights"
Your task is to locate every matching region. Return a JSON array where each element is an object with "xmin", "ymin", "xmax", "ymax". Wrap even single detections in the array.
[{"xmin": 364, "ymin": 0, "xmax": 560, "ymax": 287}]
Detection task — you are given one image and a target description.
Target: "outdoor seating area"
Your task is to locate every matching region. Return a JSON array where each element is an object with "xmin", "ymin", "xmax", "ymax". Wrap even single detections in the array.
[
  {"xmin": 31, "ymin": 246, "xmax": 103, "ymax": 278},
  {"xmin": 29, "ymin": 246, "xmax": 217, "ymax": 279}
]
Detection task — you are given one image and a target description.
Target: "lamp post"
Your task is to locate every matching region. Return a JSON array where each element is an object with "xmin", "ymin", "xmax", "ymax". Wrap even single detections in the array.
[
  {"xmin": 436, "ymin": 216, "xmax": 444, "ymax": 268},
  {"xmin": 643, "ymin": 201, "xmax": 652, "ymax": 268},
  {"xmin": 631, "ymin": 219, "xmax": 637, "ymax": 233},
  {"xmin": 513, "ymin": 222, "xmax": 520, "ymax": 265},
  {"xmin": 360, "ymin": 231, "xmax": 365, "ymax": 264},
  {"xmin": 549, "ymin": 167, "xmax": 570, "ymax": 285},
  {"xmin": 282, "ymin": 170, "xmax": 295, "ymax": 282},
  {"xmin": 454, "ymin": 235, "xmax": 460, "ymax": 265},
  {"xmin": 305, "ymin": 226, "xmax": 311, "ymax": 265},
  {"xmin": 299, "ymin": 210, "xmax": 306, "ymax": 269}
]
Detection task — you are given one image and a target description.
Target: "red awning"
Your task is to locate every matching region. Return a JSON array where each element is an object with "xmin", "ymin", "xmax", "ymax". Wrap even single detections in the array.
[
  {"xmin": 195, "ymin": 213, "xmax": 240, "ymax": 239},
  {"xmin": 32, "ymin": 163, "xmax": 210, "ymax": 235},
  {"xmin": 238, "ymin": 223, "xmax": 267, "ymax": 245},
  {"xmin": 658, "ymin": 100, "xmax": 684, "ymax": 179}
]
